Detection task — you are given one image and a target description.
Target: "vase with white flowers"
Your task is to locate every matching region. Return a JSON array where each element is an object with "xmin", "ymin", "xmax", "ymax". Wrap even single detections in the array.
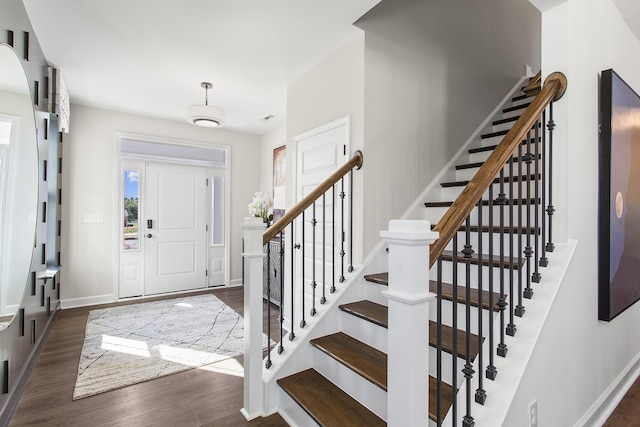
[{"xmin": 248, "ymin": 191, "xmax": 274, "ymax": 226}]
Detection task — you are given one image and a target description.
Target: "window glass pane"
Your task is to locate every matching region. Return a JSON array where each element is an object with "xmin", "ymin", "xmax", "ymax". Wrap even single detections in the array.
[
  {"xmin": 123, "ymin": 169, "xmax": 139, "ymax": 250},
  {"xmin": 212, "ymin": 176, "xmax": 224, "ymax": 245},
  {"xmin": 0, "ymin": 120, "xmax": 11, "ymax": 145}
]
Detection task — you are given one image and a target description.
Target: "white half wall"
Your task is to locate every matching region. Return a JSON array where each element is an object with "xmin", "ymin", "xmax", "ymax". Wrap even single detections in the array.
[
  {"xmin": 62, "ymin": 105, "xmax": 260, "ymax": 302},
  {"xmin": 504, "ymin": 1, "xmax": 640, "ymax": 425}
]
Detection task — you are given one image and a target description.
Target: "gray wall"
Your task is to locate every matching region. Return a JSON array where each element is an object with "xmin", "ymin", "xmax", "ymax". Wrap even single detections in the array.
[
  {"xmin": 0, "ymin": 0, "xmax": 62, "ymax": 422},
  {"xmin": 356, "ymin": 0, "xmax": 541, "ymax": 253}
]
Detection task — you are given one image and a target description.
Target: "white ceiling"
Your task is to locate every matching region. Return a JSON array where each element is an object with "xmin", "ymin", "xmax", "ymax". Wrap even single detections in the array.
[{"xmin": 22, "ymin": 0, "xmax": 381, "ymax": 135}]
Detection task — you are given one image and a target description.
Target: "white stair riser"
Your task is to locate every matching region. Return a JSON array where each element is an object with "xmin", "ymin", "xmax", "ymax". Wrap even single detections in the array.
[
  {"xmin": 430, "ymin": 299, "xmax": 494, "ymax": 337},
  {"xmin": 313, "ymin": 346, "xmax": 388, "ymax": 421},
  {"xmin": 430, "ymin": 258, "xmax": 534, "ymax": 293},
  {"xmin": 428, "ymin": 347, "xmax": 466, "ymax": 388},
  {"xmin": 492, "ymin": 121, "xmax": 517, "ymax": 133},
  {"xmin": 441, "ymin": 179, "xmax": 543, "ymax": 201},
  {"xmin": 466, "ymin": 143, "xmax": 542, "ymax": 164},
  {"xmin": 441, "ymin": 231, "xmax": 543, "ymax": 255},
  {"xmin": 425, "ymin": 205, "xmax": 546, "ymax": 228},
  {"xmin": 278, "ymin": 388, "xmax": 324, "ymax": 427},
  {"xmin": 340, "ymin": 309, "xmax": 388, "ymax": 353}
]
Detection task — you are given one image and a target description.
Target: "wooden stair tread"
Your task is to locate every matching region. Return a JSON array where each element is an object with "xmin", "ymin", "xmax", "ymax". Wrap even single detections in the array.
[
  {"xmin": 468, "ymin": 137, "xmax": 539, "ymax": 154},
  {"xmin": 363, "ymin": 274, "xmax": 502, "ymax": 311},
  {"xmin": 440, "ymin": 174, "xmax": 539, "ymax": 188},
  {"xmin": 503, "ymin": 102, "xmax": 531, "ymax": 113},
  {"xmin": 336, "ymin": 302, "xmax": 481, "ymax": 359},
  {"xmin": 277, "ymin": 368, "xmax": 386, "ymax": 427},
  {"xmin": 480, "ymin": 129, "xmax": 509, "ymax": 140},
  {"xmin": 492, "ymin": 115, "xmax": 520, "ymax": 126},
  {"xmin": 429, "ymin": 223, "xmax": 540, "ymax": 235},
  {"xmin": 311, "ymin": 332, "xmax": 387, "ymax": 390},
  {"xmin": 340, "ymin": 300, "xmax": 387, "ymax": 328},
  {"xmin": 455, "ymin": 153, "xmax": 541, "ymax": 170},
  {"xmin": 425, "ymin": 197, "xmax": 540, "ymax": 208},
  {"xmin": 441, "ymin": 249, "xmax": 522, "ymax": 269},
  {"xmin": 303, "ymin": 336, "xmax": 454, "ymax": 422}
]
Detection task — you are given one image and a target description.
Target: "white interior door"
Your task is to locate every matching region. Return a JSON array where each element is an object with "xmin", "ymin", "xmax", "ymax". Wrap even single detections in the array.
[
  {"xmin": 294, "ymin": 117, "xmax": 349, "ymax": 317},
  {"xmin": 144, "ymin": 162, "xmax": 207, "ymax": 295}
]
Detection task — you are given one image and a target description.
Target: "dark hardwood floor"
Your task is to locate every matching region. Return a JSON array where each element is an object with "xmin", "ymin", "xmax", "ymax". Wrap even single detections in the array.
[
  {"xmin": 604, "ymin": 375, "xmax": 640, "ymax": 426},
  {"xmin": 9, "ymin": 287, "xmax": 288, "ymax": 427}
]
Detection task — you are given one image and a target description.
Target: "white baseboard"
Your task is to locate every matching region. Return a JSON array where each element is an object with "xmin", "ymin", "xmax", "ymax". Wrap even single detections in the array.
[
  {"xmin": 575, "ymin": 352, "xmax": 640, "ymax": 427},
  {"xmin": 60, "ymin": 294, "xmax": 116, "ymax": 309},
  {"xmin": 230, "ymin": 278, "xmax": 243, "ymax": 287}
]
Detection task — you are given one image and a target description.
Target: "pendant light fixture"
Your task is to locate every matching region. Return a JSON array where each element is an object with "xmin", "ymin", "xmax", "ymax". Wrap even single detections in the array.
[{"xmin": 187, "ymin": 82, "xmax": 225, "ymax": 127}]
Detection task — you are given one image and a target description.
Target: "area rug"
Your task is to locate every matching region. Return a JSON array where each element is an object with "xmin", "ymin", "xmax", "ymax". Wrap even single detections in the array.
[{"xmin": 73, "ymin": 293, "xmax": 266, "ymax": 400}]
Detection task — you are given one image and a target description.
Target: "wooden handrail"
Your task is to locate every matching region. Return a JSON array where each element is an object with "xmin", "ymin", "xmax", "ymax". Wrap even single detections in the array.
[
  {"xmin": 263, "ymin": 150, "xmax": 363, "ymax": 245},
  {"xmin": 429, "ymin": 72, "xmax": 567, "ymax": 267}
]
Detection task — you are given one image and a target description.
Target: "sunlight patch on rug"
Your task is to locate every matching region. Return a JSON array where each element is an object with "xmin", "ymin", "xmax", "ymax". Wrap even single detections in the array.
[{"xmin": 73, "ymin": 293, "xmax": 267, "ymax": 400}]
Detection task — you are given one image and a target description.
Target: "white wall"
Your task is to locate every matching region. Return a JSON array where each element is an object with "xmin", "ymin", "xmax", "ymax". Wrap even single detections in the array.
[
  {"xmin": 62, "ymin": 105, "xmax": 260, "ymax": 304},
  {"xmin": 504, "ymin": 1, "xmax": 640, "ymax": 425},
  {"xmin": 356, "ymin": 0, "xmax": 542, "ymax": 254},
  {"xmin": 286, "ymin": 35, "xmax": 365, "ymax": 263}
]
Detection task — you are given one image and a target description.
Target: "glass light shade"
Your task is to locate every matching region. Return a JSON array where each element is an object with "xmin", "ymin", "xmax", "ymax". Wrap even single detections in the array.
[{"xmin": 187, "ymin": 104, "xmax": 225, "ymax": 127}]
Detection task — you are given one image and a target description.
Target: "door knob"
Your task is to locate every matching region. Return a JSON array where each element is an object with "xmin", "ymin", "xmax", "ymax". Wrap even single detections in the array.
[{"xmin": 146, "ymin": 233, "xmax": 152, "ymax": 238}]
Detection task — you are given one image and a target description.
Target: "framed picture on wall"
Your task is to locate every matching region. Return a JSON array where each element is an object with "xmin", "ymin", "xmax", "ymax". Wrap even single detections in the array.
[
  {"xmin": 273, "ymin": 145, "xmax": 286, "ymax": 222},
  {"xmin": 598, "ymin": 69, "xmax": 640, "ymax": 321}
]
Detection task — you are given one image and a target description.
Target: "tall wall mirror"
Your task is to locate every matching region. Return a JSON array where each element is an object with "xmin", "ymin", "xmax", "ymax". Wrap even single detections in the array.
[{"xmin": 0, "ymin": 43, "xmax": 39, "ymax": 328}]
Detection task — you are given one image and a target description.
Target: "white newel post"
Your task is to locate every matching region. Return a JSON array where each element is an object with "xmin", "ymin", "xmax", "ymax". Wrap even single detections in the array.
[
  {"xmin": 241, "ymin": 217, "xmax": 266, "ymax": 421},
  {"xmin": 380, "ymin": 220, "xmax": 438, "ymax": 427}
]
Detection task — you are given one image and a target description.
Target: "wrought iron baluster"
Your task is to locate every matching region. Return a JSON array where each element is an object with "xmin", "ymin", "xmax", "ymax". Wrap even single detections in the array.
[
  {"xmin": 265, "ymin": 242, "xmax": 272, "ymax": 369},
  {"xmin": 496, "ymin": 169, "xmax": 508, "ymax": 358},
  {"xmin": 437, "ymin": 257, "xmax": 443, "ymax": 426},
  {"xmin": 321, "ymin": 194, "xmax": 327, "ymax": 304},
  {"xmin": 532, "ymin": 118, "xmax": 542, "ymax": 283},
  {"xmin": 546, "ymin": 102, "xmax": 556, "ymax": 252},
  {"xmin": 331, "ymin": 185, "xmax": 336, "ymax": 293},
  {"xmin": 515, "ymin": 142, "xmax": 525, "ymax": 317},
  {"xmin": 452, "ymin": 233, "xmax": 459, "ymax": 425},
  {"xmin": 348, "ymin": 169, "xmax": 354, "ymax": 273},
  {"xmin": 523, "ymin": 129, "xmax": 534, "ymax": 299},
  {"xmin": 507, "ymin": 156, "xmax": 516, "ymax": 337},
  {"xmin": 339, "ymin": 177, "xmax": 346, "ymax": 282},
  {"xmin": 311, "ymin": 203, "xmax": 317, "ymax": 316},
  {"xmin": 278, "ymin": 231, "xmax": 284, "ymax": 354},
  {"xmin": 539, "ymin": 109, "xmax": 549, "ymax": 267},
  {"xmin": 289, "ymin": 222, "xmax": 296, "ymax": 341},
  {"xmin": 475, "ymin": 199, "xmax": 486, "ymax": 404},
  {"xmin": 301, "ymin": 211, "xmax": 306, "ymax": 328},
  {"xmin": 486, "ymin": 185, "xmax": 497, "ymax": 380},
  {"xmin": 462, "ymin": 217, "xmax": 475, "ymax": 427}
]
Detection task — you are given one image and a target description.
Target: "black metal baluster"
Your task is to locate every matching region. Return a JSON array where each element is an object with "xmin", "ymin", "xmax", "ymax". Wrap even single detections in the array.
[
  {"xmin": 311, "ymin": 203, "xmax": 317, "ymax": 316},
  {"xmin": 339, "ymin": 177, "xmax": 346, "ymax": 282},
  {"xmin": 486, "ymin": 185, "xmax": 497, "ymax": 380},
  {"xmin": 475, "ymin": 199, "xmax": 486, "ymax": 404},
  {"xmin": 321, "ymin": 194, "xmax": 327, "ymax": 304},
  {"xmin": 463, "ymin": 217, "xmax": 475, "ymax": 427},
  {"xmin": 301, "ymin": 211, "xmax": 307, "ymax": 328},
  {"xmin": 496, "ymin": 169, "xmax": 508, "ymax": 358},
  {"xmin": 546, "ymin": 102, "xmax": 556, "ymax": 252},
  {"xmin": 523, "ymin": 129, "xmax": 534, "ymax": 299},
  {"xmin": 539, "ymin": 109, "xmax": 549, "ymax": 268},
  {"xmin": 515, "ymin": 142, "xmax": 525, "ymax": 317},
  {"xmin": 532, "ymin": 118, "xmax": 542, "ymax": 283},
  {"xmin": 331, "ymin": 185, "xmax": 337, "ymax": 293},
  {"xmin": 452, "ymin": 234, "xmax": 459, "ymax": 425},
  {"xmin": 278, "ymin": 231, "xmax": 284, "ymax": 354},
  {"xmin": 266, "ymin": 242, "xmax": 272, "ymax": 369},
  {"xmin": 348, "ymin": 169, "xmax": 354, "ymax": 273},
  {"xmin": 289, "ymin": 222, "xmax": 296, "ymax": 341},
  {"xmin": 437, "ymin": 257, "xmax": 443, "ymax": 426},
  {"xmin": 507, "ymin": 156, "xmax": 516, "ymax": 337}
]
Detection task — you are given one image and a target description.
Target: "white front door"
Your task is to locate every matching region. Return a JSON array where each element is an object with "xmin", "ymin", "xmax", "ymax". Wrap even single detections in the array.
[
  {"xmin": 294, "ymin": 117, "xmax": 349, "ymax": 318},
  {"xmin": 144, "ymin": 162, "xmax": 208, "ymax": 295}
]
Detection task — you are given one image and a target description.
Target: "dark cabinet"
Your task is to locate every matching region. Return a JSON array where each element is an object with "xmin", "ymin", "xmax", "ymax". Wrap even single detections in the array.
[{"xmin": 263, "ymin": 239, "xmax": 282, "ymax": 306}]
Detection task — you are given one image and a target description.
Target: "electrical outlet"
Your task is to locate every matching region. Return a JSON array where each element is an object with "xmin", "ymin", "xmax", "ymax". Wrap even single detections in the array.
[{"xmin": 529, "ymin": 399, "xmax": 538, "ymax": 427}]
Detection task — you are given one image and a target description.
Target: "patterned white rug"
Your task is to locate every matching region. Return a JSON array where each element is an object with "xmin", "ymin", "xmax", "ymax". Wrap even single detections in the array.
[{"xmin": 73, "ymin": 293, "xmax": 263, "ymax": 400}]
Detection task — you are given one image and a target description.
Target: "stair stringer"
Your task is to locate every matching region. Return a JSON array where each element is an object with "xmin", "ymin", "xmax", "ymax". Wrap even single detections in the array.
[{"xmin": 440, "ymin": 240, "xmax": 577, "ymax": 426}]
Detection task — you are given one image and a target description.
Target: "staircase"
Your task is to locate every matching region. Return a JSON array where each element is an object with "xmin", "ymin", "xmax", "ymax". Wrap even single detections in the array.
[{"xmin": 243, "ymin": 71, "xmax": 568, "ymax": 426}]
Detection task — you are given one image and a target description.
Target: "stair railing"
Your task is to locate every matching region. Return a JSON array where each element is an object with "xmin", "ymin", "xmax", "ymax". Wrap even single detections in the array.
[
  {"xmin": 241, "ymin": 150, "xmax": 363, "ymax": 420},
  {"xmin": 428, "ymin": 72, "xmax": 567, "ymax": 426}
]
